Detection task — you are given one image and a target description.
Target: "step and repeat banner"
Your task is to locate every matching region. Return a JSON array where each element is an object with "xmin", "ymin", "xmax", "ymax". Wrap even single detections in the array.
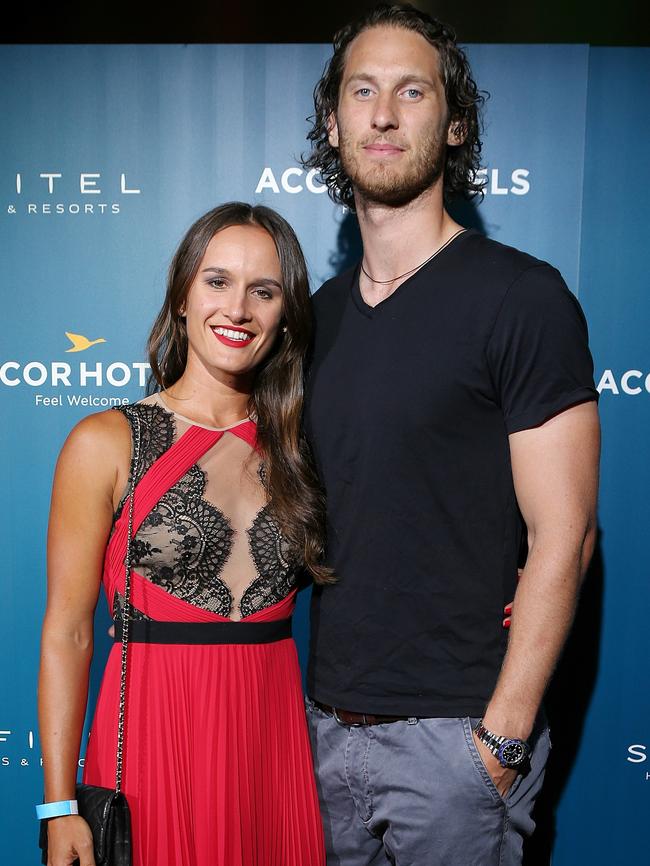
[{"xmin": 1, "ymin": 43, "xmax": 648, "ymax": 864}]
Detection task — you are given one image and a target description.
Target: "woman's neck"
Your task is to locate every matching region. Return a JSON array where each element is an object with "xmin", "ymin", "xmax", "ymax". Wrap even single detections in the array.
[{"xmin": 163, "ymin": 362, "xmax": 252, "ymax": 429}]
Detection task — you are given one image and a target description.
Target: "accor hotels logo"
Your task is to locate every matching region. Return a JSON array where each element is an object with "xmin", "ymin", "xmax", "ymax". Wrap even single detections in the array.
[
  {"xmin": 597, "ymin": 369, "xmax": 650, "ymax": 396},
  {"xmin": 64, "ymin": 332, "xmax": 107, "ymax": 352},
  {"xmin": 254, "ymin": 165, "xmax": 531, "ymax": 196},
  {"xmin": 0, "ymin": 332, "xmax": 149, "ymax": 407}
]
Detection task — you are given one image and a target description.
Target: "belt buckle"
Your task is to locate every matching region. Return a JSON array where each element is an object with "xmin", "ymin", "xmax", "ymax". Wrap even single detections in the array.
[{"xmin": 332, "ymin": 707, "xmax": 367, "ymax": 727}]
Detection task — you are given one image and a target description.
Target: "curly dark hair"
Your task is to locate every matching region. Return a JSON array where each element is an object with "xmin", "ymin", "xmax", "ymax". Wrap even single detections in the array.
[{"xmin": 302, "ymin": 3, "xmax": 486, "ymax": 209}]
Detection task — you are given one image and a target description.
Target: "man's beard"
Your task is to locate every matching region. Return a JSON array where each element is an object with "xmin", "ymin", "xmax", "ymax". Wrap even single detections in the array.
[{"xmin": 338, "ymin": 125, "xmax": 447, "ymax": 208}]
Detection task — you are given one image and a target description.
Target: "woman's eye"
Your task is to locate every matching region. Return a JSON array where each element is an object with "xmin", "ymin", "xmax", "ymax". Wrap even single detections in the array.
[
  {"xmin": 253, "ymin": 288, "xmax": 273, "ymax": 300},
  {"xmin": 208, "ymin": 278, "xmax": 226, "ymax": 289}
]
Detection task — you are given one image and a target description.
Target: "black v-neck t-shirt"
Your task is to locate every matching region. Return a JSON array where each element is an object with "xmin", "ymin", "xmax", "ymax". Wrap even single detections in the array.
[{"xmin": 304, "ymin": 229, "xmax": 598, "ymax": 716}]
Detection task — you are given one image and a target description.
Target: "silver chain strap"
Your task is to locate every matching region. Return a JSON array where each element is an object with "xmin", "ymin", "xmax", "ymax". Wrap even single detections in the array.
[{"xmin": 114, "ymin": 412, "xmax": 141, "ymax": 794}]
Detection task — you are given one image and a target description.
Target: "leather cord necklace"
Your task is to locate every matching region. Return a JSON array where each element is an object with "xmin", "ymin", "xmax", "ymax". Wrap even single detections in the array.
[{"xmin": 360, "ymin": 227, "xmax": 466, "ymax": 285}]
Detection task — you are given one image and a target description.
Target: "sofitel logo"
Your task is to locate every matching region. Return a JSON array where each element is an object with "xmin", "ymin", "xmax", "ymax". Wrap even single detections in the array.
[
  {"xmin": 5, "ymin": 171, "xmax": 141, "ymax": 216},
  {"xmin": 0, "ymin": 728, "xmax": 85, "ymax": 769},
  {"xmin": 627, "ymin": 744, "xmax": 650, "ymax": 781},
  {"xmin": 0, "ymin": 332, "xmax": 149, "ymax": 407},
  {"xmin": 627, "ymin": 744, "xmax": 647, "ymax": 763}
]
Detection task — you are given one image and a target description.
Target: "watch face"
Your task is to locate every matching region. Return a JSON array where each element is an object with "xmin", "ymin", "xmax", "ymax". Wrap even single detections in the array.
[{"xmin": 498, "ymin": 739, "xmax": 527, "ymax": 767}]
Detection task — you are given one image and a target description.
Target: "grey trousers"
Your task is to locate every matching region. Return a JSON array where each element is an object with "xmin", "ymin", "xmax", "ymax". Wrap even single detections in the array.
[{"xmin": 306, "ymin": 699, "xmax": 550, "ymax": 866}]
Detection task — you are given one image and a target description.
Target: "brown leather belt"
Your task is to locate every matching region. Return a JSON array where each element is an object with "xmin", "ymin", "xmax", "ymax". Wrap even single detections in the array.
[{"xmin": 313, "ymin": 700, "xmax": 412, "ymax": 726}]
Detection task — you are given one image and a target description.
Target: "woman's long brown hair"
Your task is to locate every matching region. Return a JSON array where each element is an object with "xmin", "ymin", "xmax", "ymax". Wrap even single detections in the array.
[{"xmin": 147, "ymin": 202, "xmax": 333, "ymax": 584}]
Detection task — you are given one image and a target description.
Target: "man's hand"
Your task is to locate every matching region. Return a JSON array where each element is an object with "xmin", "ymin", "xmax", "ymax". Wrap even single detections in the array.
[{"xmin": 472, "ymin": 732, "xmax": 518, "ymax": 798}]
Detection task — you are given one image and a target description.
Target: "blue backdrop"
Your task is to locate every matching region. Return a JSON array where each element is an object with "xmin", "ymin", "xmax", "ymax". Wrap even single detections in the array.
[{"xmin": 1, "ymin": 43, "xmax": 648, "ymax": 864}]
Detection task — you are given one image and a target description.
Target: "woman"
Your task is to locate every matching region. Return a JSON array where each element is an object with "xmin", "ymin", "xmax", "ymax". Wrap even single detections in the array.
[{"xmin": 38, "ymin": 202, "xmax": 329, "ymax": 866}]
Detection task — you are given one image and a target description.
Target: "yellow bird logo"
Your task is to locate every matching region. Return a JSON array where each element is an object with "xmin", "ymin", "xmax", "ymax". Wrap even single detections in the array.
[{"xmin": 65, "ymin": 332, "xmax": 107, "ymax": 352}]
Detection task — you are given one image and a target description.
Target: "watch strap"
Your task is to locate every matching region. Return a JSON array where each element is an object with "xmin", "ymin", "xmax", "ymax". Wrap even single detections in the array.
[{"xmin": 473, "ymin": 719, "xmax": 531, "ymax": 767}]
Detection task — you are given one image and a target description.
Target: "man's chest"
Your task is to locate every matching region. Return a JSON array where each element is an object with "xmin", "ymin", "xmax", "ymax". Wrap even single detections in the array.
[{"xmin": 307, "ymin": 299, "xmax": 495, "ymax": 442}]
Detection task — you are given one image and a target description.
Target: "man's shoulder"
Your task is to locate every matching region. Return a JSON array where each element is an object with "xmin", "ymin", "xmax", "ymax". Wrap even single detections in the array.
[{"xmin": 460, "ymin": 230, "xmax": 557, "ymax": 288}]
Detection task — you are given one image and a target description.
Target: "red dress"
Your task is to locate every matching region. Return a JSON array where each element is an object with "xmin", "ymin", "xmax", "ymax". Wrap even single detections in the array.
[{"xmin": 83, "ymin": 399, "xmax": 325, "ymax": 866}]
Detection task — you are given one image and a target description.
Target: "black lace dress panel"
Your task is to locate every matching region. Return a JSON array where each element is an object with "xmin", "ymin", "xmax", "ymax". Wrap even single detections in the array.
[{"xmin": 112, "ymin": 398, "xmax": 298, "ymax": 621}]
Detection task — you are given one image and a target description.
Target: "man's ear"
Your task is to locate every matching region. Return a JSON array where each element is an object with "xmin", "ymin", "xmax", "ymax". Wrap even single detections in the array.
[
  {"xmin": 447, "ymin": 119, "xmax": 467, "ymax": 147},
  {"xmin": 327, "ymin": 112, "xmax": 340, "ymax": 148}
]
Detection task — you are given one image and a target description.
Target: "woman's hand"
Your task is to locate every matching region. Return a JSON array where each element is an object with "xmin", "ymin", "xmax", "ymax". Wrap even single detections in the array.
[
  {"xmin": 503, "ymin": 567, "xmax": 524, "ymax": 628},
  {"xmin": 46, "ymin": 814, "xmax": 96, "ymax": 866}
]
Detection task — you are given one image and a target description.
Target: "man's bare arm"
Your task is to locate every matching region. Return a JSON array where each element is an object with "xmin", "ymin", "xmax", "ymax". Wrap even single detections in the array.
[{"xmin": 475, "ymin": 400, "xmax": 600, "ymax": 792}]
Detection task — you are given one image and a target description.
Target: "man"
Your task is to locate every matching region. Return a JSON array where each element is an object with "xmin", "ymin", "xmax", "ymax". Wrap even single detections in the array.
[{"xmin": 301, "ymin": 4, "xmax": 600, "ymax": 865}]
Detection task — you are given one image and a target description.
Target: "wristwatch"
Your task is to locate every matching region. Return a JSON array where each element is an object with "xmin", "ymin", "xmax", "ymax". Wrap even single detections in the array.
[{"xmin": 473, "ymin": 719, "xmax": 531, "ymax": 769}]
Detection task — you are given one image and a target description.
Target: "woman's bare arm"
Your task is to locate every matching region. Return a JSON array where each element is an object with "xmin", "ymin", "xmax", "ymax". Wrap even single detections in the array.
[{"xmin": 38, "ymin": 410, "xmax": 130, "ymax": 865}]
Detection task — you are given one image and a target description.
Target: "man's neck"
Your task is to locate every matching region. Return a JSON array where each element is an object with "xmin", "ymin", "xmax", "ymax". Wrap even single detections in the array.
[{"xmin": 355, "ymin": 183, "xmax": 463, "ymax": 306}]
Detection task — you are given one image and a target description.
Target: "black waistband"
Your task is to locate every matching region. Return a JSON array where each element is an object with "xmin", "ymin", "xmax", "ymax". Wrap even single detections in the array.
[{"xmin": 114, "ymin": 615, "xmax": 292, "ymax": 645}]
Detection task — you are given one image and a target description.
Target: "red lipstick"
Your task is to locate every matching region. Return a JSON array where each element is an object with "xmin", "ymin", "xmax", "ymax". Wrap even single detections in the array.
[{"xmin": 210, "ymin": 326, "xmax": 255, "ymax": 348}]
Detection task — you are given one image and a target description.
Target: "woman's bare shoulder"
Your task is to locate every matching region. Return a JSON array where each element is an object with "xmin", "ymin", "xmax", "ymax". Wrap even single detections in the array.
[{"xmin": 58, "ymin": 408, "xmax": 132, "ymax": 472}]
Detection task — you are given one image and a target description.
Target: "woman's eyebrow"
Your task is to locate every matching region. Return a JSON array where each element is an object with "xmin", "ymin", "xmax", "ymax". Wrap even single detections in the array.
[{"xmin": 202, "ymin": 266, "xmax": 282, "ymax": 289}]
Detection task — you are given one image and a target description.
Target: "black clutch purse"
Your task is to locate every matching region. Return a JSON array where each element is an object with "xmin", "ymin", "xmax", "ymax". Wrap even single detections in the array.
[
  {"xmin": 39, "ymin": 415, "xmax": 141, "ymax": 866},
  {"xmin": 39, "ymin": 786, "xmax": 132, "ymax": 866}
]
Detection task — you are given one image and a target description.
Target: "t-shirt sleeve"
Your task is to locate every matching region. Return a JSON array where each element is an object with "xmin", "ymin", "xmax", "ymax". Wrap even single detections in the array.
[{"xmin": 486, "ymin": 264, "xmax": 598, "ymax": 434}]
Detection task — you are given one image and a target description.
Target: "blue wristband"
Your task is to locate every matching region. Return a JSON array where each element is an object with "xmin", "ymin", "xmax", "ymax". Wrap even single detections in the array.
[{"xmin": 35, "ymin": 800, "xmax": 79, "ymax": 820}]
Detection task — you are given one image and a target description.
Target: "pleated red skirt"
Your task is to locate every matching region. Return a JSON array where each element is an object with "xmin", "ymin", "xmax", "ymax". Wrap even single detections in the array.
[{"xmin": 83, "ymin": 589, "xmax": 325, "ymax": 866}]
